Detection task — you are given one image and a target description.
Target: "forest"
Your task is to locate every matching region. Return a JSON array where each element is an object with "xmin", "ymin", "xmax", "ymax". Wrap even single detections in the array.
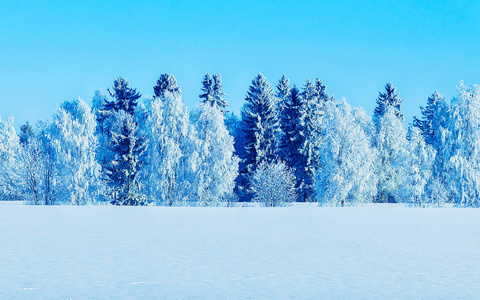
[{"xmin": 0, "ymin": 73, "xmax": 476, "ymax": 207}]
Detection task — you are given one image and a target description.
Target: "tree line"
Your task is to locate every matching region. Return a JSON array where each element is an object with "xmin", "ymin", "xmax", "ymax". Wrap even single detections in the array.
[{"xmin": 0, "ymin": 73, "xmax": 478, "ymax": 207}]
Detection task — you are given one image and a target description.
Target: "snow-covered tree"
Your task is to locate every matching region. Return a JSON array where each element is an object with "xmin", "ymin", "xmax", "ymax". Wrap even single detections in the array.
[
  {"xmin": 238, "ymin": 73, "xmax": 279, "ymax": 201},
  {"xmin": 413, "ymin": 91, "xmax": 447, "ymax": 146},
  {"xmin": 105, "ymin": 111, "xmax": 147, "ymax": 205},
  {"xmin": 316, "ymin": 100, "xmax": 377, "ymax": 206},
  {"xmin": 373, "ymin": 83, "xmax": 404, "ymax": 128},
  {"xmin": 19, "ymin": 121, "xmax": 34, "ymax": 146},
  {"xmin": 374, "ymin": 107, "xmax": 406, "ymax": 203},
  {"xmin": 0, "ymin": 117, "xmax": 22, "ymax": 200},
  {"xmin": 212, "ymin": 74, "xmax": 227, "ymax": 111},
  {"xmin": 101, "ymin": 78, "xmax": 148, "ymax": 205},
  {"xmin": 250, "ymin": 160, "xmax": 296, "ymax": 207},
  {"xmin": 278, "ymin": 85, "xmax": 301, "ymax": 165},
  {"xmin": 193, "ymin": 103, "xmax": 238, "ymax": 206},
  {"xmin": 394, "ymin": 126, "xmax": 434, "ymax": 206},
  {"xmin": 154, "ymin": 73, "xmax": 181, "ymax": 99},
  {"xmin": 106, "ymin": 77, "xmax": 141, "ymax": 115},
  {"xmin": 275, "ymin": 75, "xmax": 291, "ymax": 113},
  {"xmin": 18, "ymin": 129, "xmax": 43, "ymax": 205},
  {"xmin": 49, "ymin": 99, "xmax": 103, "ymax": 205},
  {"xmin": 292, "ymin": 78, "xmax": 330, "ymax": 202},
  {"xmin": 442, "ymin": 82, "xmax": 480, "ymax": 207},
  {"xmin": 199, "ymin": 73, "xmax": 227, "ymax": 112},
  {"xmin": 372, "ymin": 83, "xmax": 406, "ymax": 203},
  {"xmin": 145, "ymin": 92, "xmax": 198, "ymax": 206},
  {"xmin": 199, "ymin": 73, "xmax": 214, "ymax": 104}
]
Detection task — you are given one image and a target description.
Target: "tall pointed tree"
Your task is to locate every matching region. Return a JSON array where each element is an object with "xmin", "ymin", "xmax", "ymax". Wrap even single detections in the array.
[
  {"xmin": 102, "ymin": 78, "xmax": 147, "ymax": 205},
  {"xmin": 105, "ymin": 111, "xmax": 147, "ymax": 205},
  {"xmin": 372, "ymin": 83, "xmax": 406, "ymax": 203},
  {"xmin": 238, "ymin": 73, "xmax": 279, "ymax": 200},
  {"xmin": 413, "ymin": 91, "xmax": 448, "ymax": 146},
  {"xmin": 199, "ymin": 73, "xmax": 214, "ymax": 104},
  {"xmin": 212, "ymin": 74, "xmax": 228, "ymax": 111},
  {"xmin": 373, "ymin": 83, "xmax": 404, "ymax": 129},
  {"xmin": 199, "ymin": 73, "xmax": 227, "ymax": 112}
]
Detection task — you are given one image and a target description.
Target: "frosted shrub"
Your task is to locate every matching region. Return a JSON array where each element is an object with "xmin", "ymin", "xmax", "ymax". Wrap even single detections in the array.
[{"xmin": 250, "ymin": 161, "xmax": 296, "ymax": 207}]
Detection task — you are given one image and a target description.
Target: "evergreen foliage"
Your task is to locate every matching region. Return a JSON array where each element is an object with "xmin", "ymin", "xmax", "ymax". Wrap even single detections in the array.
[
  {"xmin": 105, "ymin": 111, "xmax": 147, "ymax": 206},
  {"xmin": 154, "ymin": 74, "xmax": 181, "ymax": 99},
  {"xmin": 373, "ymin": 83, "xmax": 404, "ymax": 129},
  {"xmin": 106, "ymin": 77, "xmax": 141, "ymax": 115},
  {"xmin": 238, "ymin": 73, "xmax": 279, "ymax": 200},
  {"xmin": 413, "ymin": 91, "xmax": 447, "ymax": 146}
]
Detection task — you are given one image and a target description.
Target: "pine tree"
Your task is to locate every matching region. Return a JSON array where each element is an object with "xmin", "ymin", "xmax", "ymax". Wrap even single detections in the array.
[
  {"xmin": 105, "ymin": 111, "xmax": 147, "ymax": 205},
  {"xmin": 154, "ymin": 73, "xmax": 181, "ymax": 99},
  {"xmin": 199, "ymin": 73, "xmax": 214, "ymax": 104},
  {"xmin": 105, "ymin": 77, "xmax": 141, "ymax": 115},
  {"xmin": 373, "ymin": 83, "xmax": 404, "ymax": 129},
  {"xmin": 292, "ymin": 79, "xmax": 326, "ymax": 202},
  {"xmin": 193, "ymin": 103, "xmax": 239, "ymax": 206},
  {"xmin": 102, "ymin": 78, "xmax": 147, "ymax": 205},
  {"xmin": 238, "ymin": 73, "xmax": 279, "ymax": 201},
  {"xmin": 199, "ymin": 73, "xmax": 228, "ymax": 112},
  {"xmin": 212, "ymin": 74, "xmax": 227, "ymax": 111},
  {"xmin": 275, "ymin": 75, "xmax": 290, "ymax": 112},
  {"xmin": 279, "ymin": 85, "xmax": 301, "ymax": 167},
  {"xmin": 413, "ymin": 91, "xmax": 447, "ymax": 146}
]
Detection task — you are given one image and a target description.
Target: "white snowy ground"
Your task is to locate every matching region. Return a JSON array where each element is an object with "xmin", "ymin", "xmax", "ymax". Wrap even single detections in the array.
[{"xmin": 1, "ymin": 204, "xmax": 480, "ymax": 299}]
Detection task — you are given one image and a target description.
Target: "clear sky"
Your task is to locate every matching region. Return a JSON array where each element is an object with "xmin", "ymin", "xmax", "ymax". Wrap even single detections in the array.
[{"xmin": 1, "ymin": 0, "xmax": 479, "ymax": 127}]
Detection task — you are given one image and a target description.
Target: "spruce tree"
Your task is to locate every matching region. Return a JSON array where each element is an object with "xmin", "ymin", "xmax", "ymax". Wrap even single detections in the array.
[
  {"xmin": 279, "ymin": 85, "xmax": 300, "ymax": 166},
  {"xmin": 199, "ymin": 73, "xmax": 214, "ymax": 104},
  {"xmin": 238, "ymin": 73, "xmax": 279, "ymax": 200},
  {"xmin": 106, "ymin": 111, "xmax": 147, "ymax": 206},
  {"xmin": 102, "ymin": 78, "xmax": 147, "ymax": 205},
  {"xmin": 292, "ymin": 79, "xmax": 328, "ymax": 202},
  {"xmin": 373, "ymin": 83, "xmax": 404, "ymax": 128},
  {"xmin": 212, "ymin": 74, "xmax": 227, "ymax": 111},
  {"xmin": 105, "ymin": 77, "xmax": 141, "ymax": 114},
  {"xmin": 413, "ymin": 91, "xmax": 448, "ymax": 147},
  {"xmin": 275, "ymin": 75, "xmax": 290, "ymax": 111},
  {"xmin": 199, "ymin": 73, "xmax": 227, "ymax": 112},
  {"xmin": 154, "ymin": 73, "xmax": 181, "ymax": 98}
]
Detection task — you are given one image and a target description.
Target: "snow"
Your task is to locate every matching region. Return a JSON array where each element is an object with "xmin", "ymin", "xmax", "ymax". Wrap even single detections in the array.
[{"xmin": 1, "ymin": 205, "xmax": 479, "ymax": 299}]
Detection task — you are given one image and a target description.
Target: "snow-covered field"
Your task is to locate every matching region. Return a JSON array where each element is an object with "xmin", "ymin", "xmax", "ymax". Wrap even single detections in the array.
[{"xmin": 1, "ymin": 205, "xmax": 479, "ymax": 299}]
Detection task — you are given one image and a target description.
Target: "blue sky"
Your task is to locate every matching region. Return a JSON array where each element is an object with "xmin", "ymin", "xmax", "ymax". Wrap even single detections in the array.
[{"xmin": 1, "ymin": 0, "xmax": 479, "ymax": 127}]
